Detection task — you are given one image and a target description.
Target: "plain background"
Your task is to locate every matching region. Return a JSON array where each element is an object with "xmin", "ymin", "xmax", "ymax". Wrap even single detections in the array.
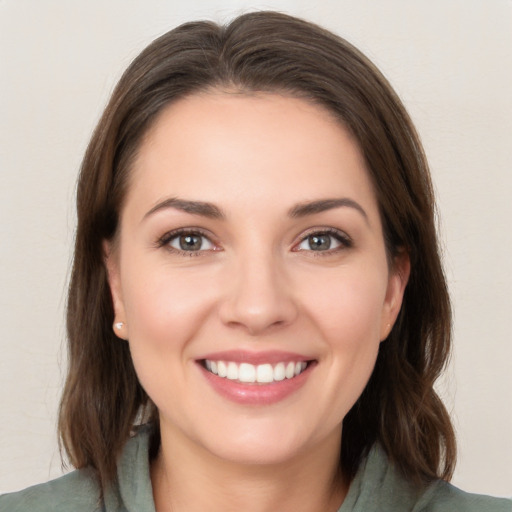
[{"xmin": 1, "ymin": 0, "xmax": 511, "ymax": 497}]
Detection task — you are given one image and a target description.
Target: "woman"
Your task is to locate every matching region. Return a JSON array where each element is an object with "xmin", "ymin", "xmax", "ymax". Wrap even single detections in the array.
[{"xmin": 1, "ymin": 11, "xmax": 510, "ymax": 512}]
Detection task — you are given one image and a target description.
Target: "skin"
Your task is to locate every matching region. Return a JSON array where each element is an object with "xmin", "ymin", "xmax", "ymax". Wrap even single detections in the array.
[{"xmin": 105, "ymin": 91, "xmax": 409, "ymax": 512}]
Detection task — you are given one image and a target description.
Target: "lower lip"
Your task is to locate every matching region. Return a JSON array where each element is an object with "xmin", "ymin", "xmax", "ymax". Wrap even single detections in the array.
[{"xmin": 199, "ymin": 363, "xmax": 314, "ymax": 405}]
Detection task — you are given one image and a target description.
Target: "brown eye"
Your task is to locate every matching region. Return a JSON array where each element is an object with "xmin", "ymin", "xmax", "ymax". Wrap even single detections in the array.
[
  {"xmin": 306, "ymin": 234, "xmax": 332, "ymax": 251},
  {"xmin": 295, "ymin": 230, "xmax": 351, "ymax": 253},
  {"xmin": 168, "ymin": 232, "xmax": 214, "ymax": 252}
]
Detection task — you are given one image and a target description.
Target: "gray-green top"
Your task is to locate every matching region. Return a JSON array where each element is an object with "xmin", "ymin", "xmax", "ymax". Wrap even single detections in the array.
[{"xmin": 1, "ymin": 426, "xmax": 510, "ymax": 511}]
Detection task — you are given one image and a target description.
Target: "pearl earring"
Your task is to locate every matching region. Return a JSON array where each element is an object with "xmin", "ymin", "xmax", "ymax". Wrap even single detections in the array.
[{"xmin": 114, "ymin": 322, "xmax": 124, "ymax": 331}]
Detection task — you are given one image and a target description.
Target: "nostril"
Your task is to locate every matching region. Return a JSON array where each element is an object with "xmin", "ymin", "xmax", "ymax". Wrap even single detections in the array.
[{"xmin": 219, "ymin": 293, "xmax": 298, "ymax": 335}]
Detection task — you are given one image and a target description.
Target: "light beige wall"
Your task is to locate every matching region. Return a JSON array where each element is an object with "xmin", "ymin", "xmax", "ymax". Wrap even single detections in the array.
[{"xmin": 1, "ymin": 0, "xmax": 510, "ymax": 497}]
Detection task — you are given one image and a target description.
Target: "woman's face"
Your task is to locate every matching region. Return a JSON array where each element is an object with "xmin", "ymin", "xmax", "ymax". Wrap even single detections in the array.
[{"xmin": 106, "ymin": 92, "xmax": 408, "ymax": 466}]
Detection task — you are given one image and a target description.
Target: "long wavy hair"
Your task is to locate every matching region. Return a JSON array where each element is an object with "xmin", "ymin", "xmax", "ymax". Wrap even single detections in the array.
[{"xmin": 59, "ymin": 11, "xmax": 456, "ymax": 492}]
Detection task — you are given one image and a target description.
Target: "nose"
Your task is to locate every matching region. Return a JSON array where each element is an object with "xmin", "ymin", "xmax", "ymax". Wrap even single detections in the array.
[{"xmin": 218, "ymin": 251, "xmax": 298, "ymax": 336}]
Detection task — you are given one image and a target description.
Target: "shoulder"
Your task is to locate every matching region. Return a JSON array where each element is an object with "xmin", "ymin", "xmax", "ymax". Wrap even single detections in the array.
[
  {"xmin": 0, "ymin": 468, "xmax": 102, "ymax": 512},
  {"xmin": 414, "ymin": 480, "xmax": 511, "ymax": 512},
  {"xmin": 0, "ymin": 425, "xmax": 155, "ymax": 512},
  {"xmin": 343, "ymin": 445, "xmax": 511, "ymax": 512}
]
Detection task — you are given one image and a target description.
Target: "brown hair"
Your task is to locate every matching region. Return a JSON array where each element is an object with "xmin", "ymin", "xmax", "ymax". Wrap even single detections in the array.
[{"xmin": 59, "ymin": 11, "xmax": 456, "ymax": 492}]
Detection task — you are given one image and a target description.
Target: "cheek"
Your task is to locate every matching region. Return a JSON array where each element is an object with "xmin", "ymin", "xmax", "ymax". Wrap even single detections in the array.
[
  {"xmin": 302, "ymin": 265, "xmax": 387, "ymax": 392},
  {"xmin": 120, "ymin": 262, "xmax": 219, "ymax": 359},
  {"xmin": 120, "ymin": 266, "xmax": 219, "ymax": 415},
  {"xmin": 304, "ymin": 266, "xmax": 388, "ymax": 344}
]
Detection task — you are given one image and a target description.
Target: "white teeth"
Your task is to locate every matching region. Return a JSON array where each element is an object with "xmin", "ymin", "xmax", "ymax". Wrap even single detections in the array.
[
  {"xmin": 256, "ymin": 364, "xmax": 273, "ymax": 383},
  {"xmin": 204, "ymin": 359, "xmax": 309, "ymax": 383},
  {"xmin": 227, "ymin": 362, "xmax": 238, "ymax": 380},
  {"xmin": 274, "ymin": 362, "xmax": 286, "ymax": 381},
  {"xmin": 285, "ymin": 361, "xmax": 295, "ymax": 379},
  {"xmin": 217, "ymin": 361, "xmax": 227, "ymax": 378},
  {"xmin": 239, "ymin": 363, "xmax": 256, "ymax": 383}
]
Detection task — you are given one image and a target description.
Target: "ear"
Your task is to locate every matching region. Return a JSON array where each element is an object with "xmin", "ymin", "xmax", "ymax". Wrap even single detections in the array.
[
  {"xmin": 103, "ymin": 240, "xmax": 128, "ymax": 339},
  {"xmin": 380, "ymin": 250, "xmax": 410, "ymax": 341}
]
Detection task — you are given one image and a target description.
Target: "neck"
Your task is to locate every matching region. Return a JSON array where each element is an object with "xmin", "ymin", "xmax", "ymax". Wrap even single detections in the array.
[{"xmin": 151, "ymin": 423, "xmax": 347, "ymax": 512}]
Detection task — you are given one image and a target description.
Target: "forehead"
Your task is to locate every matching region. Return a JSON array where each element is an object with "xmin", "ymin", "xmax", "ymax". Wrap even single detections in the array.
[{"xmin": 125, "ymin": 91, "xmax": 379, "ymax": 219}]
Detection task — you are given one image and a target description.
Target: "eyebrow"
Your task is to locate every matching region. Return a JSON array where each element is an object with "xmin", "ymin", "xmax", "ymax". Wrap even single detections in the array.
[
  {"xmin": 143, "ymin": 196, "xmax": 368, "ymax": 223},
  {"xmin": 143, "ymin": 197, "xmax": 225, "ymax": 220},
  {"xmin": 288, "ymin": 198, "xmax": 368, "ymax": 222}
]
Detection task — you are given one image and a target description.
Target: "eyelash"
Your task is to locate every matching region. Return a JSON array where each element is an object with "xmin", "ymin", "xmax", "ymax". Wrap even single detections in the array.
[
  {"xmin": 156, "ymin": 228, "xmax": 218, "ymax": 257},
  {"xmin": 156, "ymin": 227, "xmax": 352, "ymax": 256},
  {"xmin": 293, "ymin": 228, "xmax": 353, "ymax": 255}
]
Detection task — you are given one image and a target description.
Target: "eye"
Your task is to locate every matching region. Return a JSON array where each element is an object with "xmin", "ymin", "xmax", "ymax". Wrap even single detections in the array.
[
  {"xmin": 295, "ymin": 229, "xmax": 351, "ymax": 252},
  {"xmin": 160, "ymin": 230, "xmax": 216, "ymax": 253}
]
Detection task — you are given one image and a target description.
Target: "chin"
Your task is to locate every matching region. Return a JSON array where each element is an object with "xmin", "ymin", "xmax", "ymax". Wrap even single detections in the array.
[
  {"xmin": 196, "ymin": 417, "xmax": 334, "ymax": 467},
  {"xmin": 207, "ymin": 439, "xmax": 306, "ymax": 467}
]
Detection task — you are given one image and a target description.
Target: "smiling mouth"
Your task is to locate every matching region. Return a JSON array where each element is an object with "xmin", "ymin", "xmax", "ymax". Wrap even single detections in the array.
[{"xmin": 201, "ymin": 359, "xmax": 311, "ymax": 384}]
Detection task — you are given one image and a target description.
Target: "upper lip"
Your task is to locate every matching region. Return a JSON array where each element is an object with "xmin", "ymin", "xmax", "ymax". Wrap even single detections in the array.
[{"xmin": 197, "ymin": 350, "xmax": 314, "ymax": 365}]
